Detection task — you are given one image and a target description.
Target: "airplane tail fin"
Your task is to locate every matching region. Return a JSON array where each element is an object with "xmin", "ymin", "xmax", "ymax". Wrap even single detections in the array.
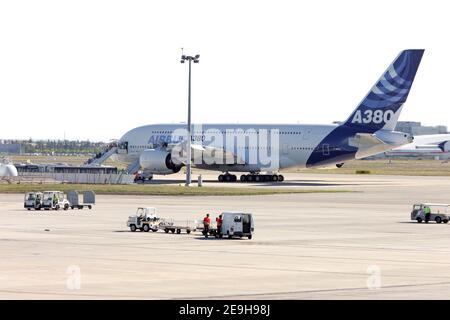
[
  {"xmin": 344, "ymin": 49, "xmax": 424, "ymax": 132},
  {"xmin": 438, "ymin": 141, "xmax": 447, "ymax": 152}
]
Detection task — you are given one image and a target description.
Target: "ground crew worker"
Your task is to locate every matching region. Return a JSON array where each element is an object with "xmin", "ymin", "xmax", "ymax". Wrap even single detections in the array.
[
  {"xmin": 53, "ymin": 193, "xmax": 58, "ymax": 206},
  {"xmin": 424, "ymin": 206, "xmax": 431, "ymax": 223},
  {"xmin": 216, "ymin": 214, "xmax": 223, "ymax": 236},
  {"xmin": 203, "ymin": 214, "xmax": 211, "ymax": 236}
]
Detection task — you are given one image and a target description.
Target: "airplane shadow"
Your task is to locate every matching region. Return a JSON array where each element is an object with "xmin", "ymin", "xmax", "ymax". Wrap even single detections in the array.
[
  {"xmin": 141, "ymin": 179, "xmax": 356, "ymax": 187},
  {"xmin": 192, "ymin": 236, "xmax": 243, "ymax": 241}
]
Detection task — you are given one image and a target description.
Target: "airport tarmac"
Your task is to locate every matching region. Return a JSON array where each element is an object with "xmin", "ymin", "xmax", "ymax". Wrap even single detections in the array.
[{"xmin": 1, "ymin": 173, "xmax": 450, "ymax": 299}]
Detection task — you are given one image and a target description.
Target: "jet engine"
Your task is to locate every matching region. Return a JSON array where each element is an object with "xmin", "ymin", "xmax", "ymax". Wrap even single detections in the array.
[{"xmin": 139, "ymin": 149, "xmax": 182, "ymax": 175}]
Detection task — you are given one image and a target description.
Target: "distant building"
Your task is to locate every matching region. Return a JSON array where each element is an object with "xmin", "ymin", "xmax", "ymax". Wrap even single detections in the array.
[
  {"xmin": 0, "ymin": 143, "xmax": 21, "ymax": 154},
  {"xmin": 395, "ymin": 121, "xmax": 448, "ymax": 135}
]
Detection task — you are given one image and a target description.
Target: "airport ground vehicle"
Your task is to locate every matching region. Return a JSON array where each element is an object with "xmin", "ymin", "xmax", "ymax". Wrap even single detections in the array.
[
  {"xmin": 24, "ymin": 192, "xmax": 43, "ymax": 210},
  {"xmin": 203, "ymin": 212, "xmax": 254, "ymax": 239},
  {"xmin": 42, "ymin": 191, "xmax": 70, "ymax": 210},
  {"xmin": 159, "ymin": 218, "xmax": 197, "ymax": 234},
  {"xmin": 411, "ymin": 203, "xmax": 450, "ymax": 223},
  {"xmin": 127, "ymin": 207, "xmax": 160, "ymax": 232},
  {"xmin": 67, "ymin": 190, "xmax": 95, "ymax": 209}
]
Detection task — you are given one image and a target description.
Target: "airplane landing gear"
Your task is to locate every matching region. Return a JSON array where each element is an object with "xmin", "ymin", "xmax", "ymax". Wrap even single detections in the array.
[
  {"xmin": 218, "ymin": 173, "xmax": 237, "ymax": 182},
  {"xmin": 239, "ymin": 174, "xmax": 284, "ymax": 182},
  {"xmin": 217, "ymin": 173, "xmax": 284, "ymax": 183}
]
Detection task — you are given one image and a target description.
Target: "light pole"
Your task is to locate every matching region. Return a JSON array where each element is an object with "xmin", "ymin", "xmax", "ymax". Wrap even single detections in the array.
[{"xmin": 180, "ymin": 52, "xmax": 200, "ymax": 186}]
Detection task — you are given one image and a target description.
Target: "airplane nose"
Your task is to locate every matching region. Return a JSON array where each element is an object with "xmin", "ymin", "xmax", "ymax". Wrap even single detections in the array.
[{"xmin": 7, "ymin": 165, "xmax": 18, "ymax": 177}]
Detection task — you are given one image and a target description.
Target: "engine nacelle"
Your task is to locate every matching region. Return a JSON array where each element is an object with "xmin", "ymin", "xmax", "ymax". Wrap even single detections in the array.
[{"xmin": 139, "ymin": 149, "xmax": 182, "ymax": 175}]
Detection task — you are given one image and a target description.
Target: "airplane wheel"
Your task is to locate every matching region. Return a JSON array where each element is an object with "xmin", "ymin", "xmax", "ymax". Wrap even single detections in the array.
[
  {"xmin": 255, "ymin": 175, "xmax": 261, "ymax": 182},
  {"xmin": 272, "ymin": 175, "xmax": 279, "ymax": 182},
  {"xmin": 240, "ymin": 175, "xmax": 247, "ymax": 182},
  {"xmin": 225, "ymin": 175, "xmax": 232, "ymax": 182},
  {"xmin": 278, "ymin": 175, "xmax": 284, "ymax": 182},
  {"xmin": 232, "ymin": 175, "xmax": 237, "ymax": 182},
  {"xmin": 247, "ymin": 175, "xmax": 254, "ymax": 182},
  {"xmin": 218, "ymin": 175, "xmax": 224, "ymax": 182}
]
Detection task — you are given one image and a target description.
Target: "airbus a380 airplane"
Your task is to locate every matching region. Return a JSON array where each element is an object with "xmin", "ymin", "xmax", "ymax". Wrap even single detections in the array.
[{"xmin": 112, "ymin": 49, "xmax": 425, "ymax": 182}]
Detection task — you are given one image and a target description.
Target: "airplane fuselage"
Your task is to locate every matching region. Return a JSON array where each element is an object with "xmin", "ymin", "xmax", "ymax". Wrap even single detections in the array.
[{"xmin": 115, "ymin": 123, "xmax": 409, "ymax": 173}]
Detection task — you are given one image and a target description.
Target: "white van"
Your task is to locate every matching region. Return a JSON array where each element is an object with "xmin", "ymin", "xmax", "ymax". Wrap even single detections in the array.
[{"xmin": 220, "ymin": 212, "xmax": 254, "ymax": 239}]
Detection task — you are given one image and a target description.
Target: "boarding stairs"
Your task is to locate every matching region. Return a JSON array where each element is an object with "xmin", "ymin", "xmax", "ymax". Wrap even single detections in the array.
[
  {"xmin": 126, "ymin": 159, "xmax": 141, "ymax": 174},
  {"xmin": 84, "ymin": 146, "xmax": 118, "ymax": 166}
]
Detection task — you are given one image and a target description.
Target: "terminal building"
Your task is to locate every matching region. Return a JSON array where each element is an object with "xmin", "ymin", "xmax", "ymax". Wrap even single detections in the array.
[{"xmin": 395, "ymin": 121, "xmax": 448, "ymax": 135}]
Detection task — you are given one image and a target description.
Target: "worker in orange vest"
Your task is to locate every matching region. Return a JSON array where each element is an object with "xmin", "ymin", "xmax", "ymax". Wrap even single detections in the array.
[
  {"xmin": 216, "ymin": 214, "xmax": 223, "ymax": 236},
  {"xmin": 203, "ymin": 214, "xmax": 211, "ymax": 236}
]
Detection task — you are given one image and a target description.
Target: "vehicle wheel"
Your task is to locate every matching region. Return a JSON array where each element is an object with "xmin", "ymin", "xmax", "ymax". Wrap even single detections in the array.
[
  {"xmin": 27, "ymin": 208, "xmax": 30, "ymax": 211},
  {"xmin": 186, "ymin": 229, "xmax": 191, "ymax": 234},
  {"xmin": 444, "ymin": 220, "xmax": 448, "ymax": 224},
  {"xmin": 417, "ymin": 217, "xmax": 423, "ymax": 223},
  {"xmin": 278, "ymin": 175, "xmax": 284, "ymax": 182},
  {"xmin": 240, "ymin": 175, "xmax": 247, "ymax": 182},
  {"xmin": 272, "ymin": 175, "xmax": 279, "ymax": 182},
  {"xmin": 164, "ymin": 228, "xmax": 169, "ymax": 233},
  {"xmin": 55, "ymin": 205, "xmax": 60, "ymax": 211},
  {"xmin": 130, "ymin": 225, "xmax": 137, "ymax": 232},
  {"xmin": 176, "ymin": 229, "xmax": 181, "ymax": 234},
  {"xmin": 143, "ymin": 224, "xmax": 150, "ymax": 232},
  {"xmin": 171, "ymin": 229, "xmax": 175, "ymax": 233},
  {"xmin": 228, "ymin": 235, "xmax": 233, "ymax": 239},
  {"xmin": 218, "ymin": 174, "xmax": 224, "ymax": 182},
  {"xmin": 248, "ymin": 235, "xmax": 253, "ymax": 240},
  {"xmin": 64, "ymin": 204, "xmax": 69, "ymax": 210},
  {"xmin": 88, "ymin": 205, "xmax": 92, "ymax": 209},
  {"xmin": 36, "ymin": 207, "xmax": 41, "ymax": 211},
  {"xmin": 79, "ymin": 206, "xmax": 83, "ymax": 210},
  {"xmin": 435, "ymin": 216, "xmax": 442, "ymax": 224},
  {"xmin": 71, "ymin": 206, "xmax": 74, "ymax": 210},
  {"xmin": 151, "ymin": 228, "xmax": 158, "ymax": 232}
]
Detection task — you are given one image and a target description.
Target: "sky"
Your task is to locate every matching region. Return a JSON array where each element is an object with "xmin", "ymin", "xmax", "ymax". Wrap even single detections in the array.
[{"xmin": 0, "ymin": 0, "xmax": 449, "ymax": 141}]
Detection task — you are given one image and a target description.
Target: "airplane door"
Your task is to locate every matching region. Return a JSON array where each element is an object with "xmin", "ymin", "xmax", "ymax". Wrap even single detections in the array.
[
  {"xmin": 282, "ymin": 143, "xmax": 289, "ymax": 155},
  {"xmin": 303, "ymin": 129, "xmax": 311, "ymax": 140},
  {"xmin": 322, "ymin": 144, "xmax": 330, "ymax": 156}
]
